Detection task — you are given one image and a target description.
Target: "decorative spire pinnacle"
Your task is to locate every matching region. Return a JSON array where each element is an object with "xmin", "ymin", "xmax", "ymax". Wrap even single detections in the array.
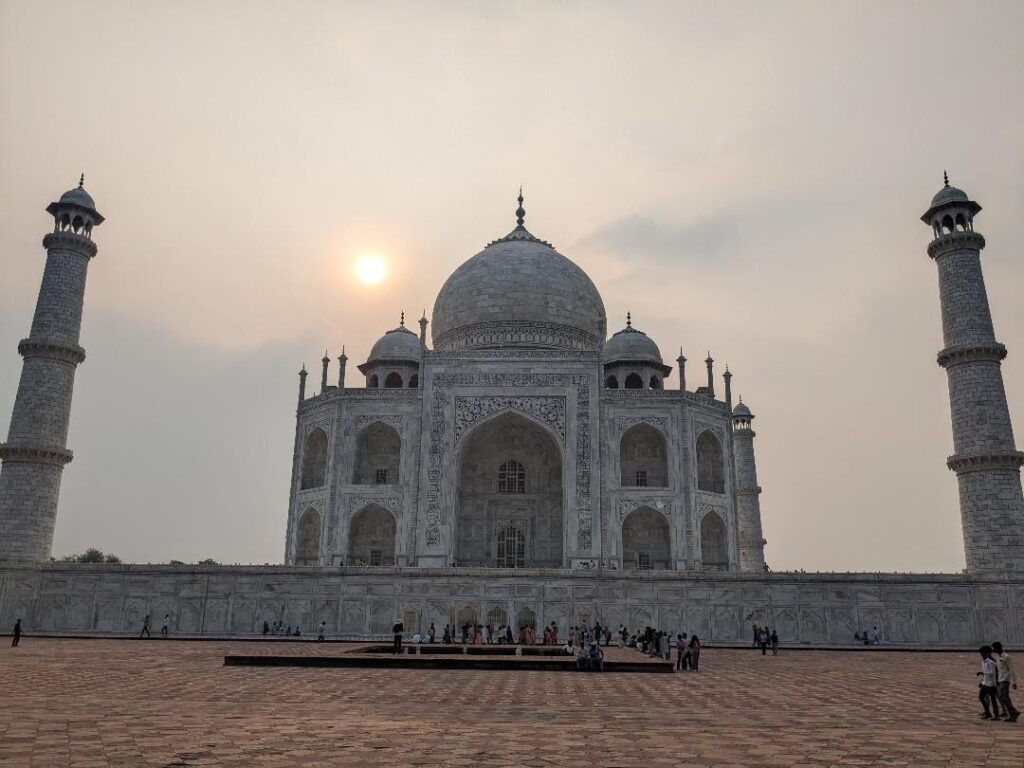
[
  {"xmin": 322, "ymin": 349, "xmax": 329, "ymax": 361},
  {"xmin": 300, "ymin": 364, "xmax": 307, "ymax": 375},
  {"xmin": 626, "ymin": 311, "xmax": 632, "ymax": 328},
  {"xmin": 400, "ymin": 311, "xmax": 405, "ymax": 327},
  {"xmin": 340, "ymin": 345, "xmax": 347, "ymax": 357},
  {"xmin": 943, "ymin": 170, "xmax": 949, "ymax": 187},
  {"xmin": 78, "ymin": 173, "xmax": 85, "ymax": 189},
  {"xmin": 738, "ymin": 394, "xmax": 743, "ymax": 404},
  {"xmin": 515, "ymin": 187, "xmax": 525, "ymax": 227}
]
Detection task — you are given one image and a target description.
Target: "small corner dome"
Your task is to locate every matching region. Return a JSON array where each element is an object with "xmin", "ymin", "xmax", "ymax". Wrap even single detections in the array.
[
  {"xmin": 733, "ymin": 401, "xmax": 752, "ymax": 417},
  {"xmin": 603, "ymin": 322, "xmax": 663, "ymax": 365},
  {"xmin": 367, "ymin": 324, "xmax": 422, "ymax": 364},
  {"xmin": 930, "ymin": 185, "xmax": 969, "ymax": 208}
]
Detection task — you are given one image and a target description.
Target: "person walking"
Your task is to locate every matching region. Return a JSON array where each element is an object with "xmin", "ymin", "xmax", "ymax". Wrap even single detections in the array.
[
  {"xmin": 392, "ymin": 620, "xmax": 404, "ymax": 654},
  {"xmin": 317, "ymin": 621, "xmax": 326, "ymax": 641},
  {"xmin": 139, "ymin": 614, "xmax": 151, "ymax": 638},
  {"xmin": 759, "ymin": 628, "xmax": 769, "ymax": 656},
  {"xmin": 161, "ymin": 614, "xmax": 170, "ymax": 638},
  {"xmin": 992, "ymin": 642, "xmax": 1020, "ymax": 722},
  {"xmin": 770, "ymin": 629, "xmax": 779, "ymax": 656},
  {"xmin": 688, "ymin": 635, "xmax": 701, "ymax": 671},
  {"xmin": 11, "ymin": 619, "xmax": 22, "ymax": 648},
  {"xmin": 978, "ymin": 645, "xmax": 1001, "ymax": 720},
  {"xmin": 262, "ymin": 621, "xmax": 270, "ymax": 636},
  {"xmin": 428, "ymin": 623, "xmax": 436, "ymax": 643},
  {"xmin": 675, "ymin": 633, "xmax": 688, "ymax": 671}
]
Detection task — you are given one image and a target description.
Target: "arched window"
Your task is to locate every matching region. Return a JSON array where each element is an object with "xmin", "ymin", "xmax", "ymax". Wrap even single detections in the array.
[
  {"xmin": 696, "ymin": 431, "xmax": 725, "ymax": 493},
  {"xmin": 348, "ymin": 504, "xmax": 396, "ymax": 566},
  {"xmin": 384, "ymin": 372, "xmax": 403, "ymax": 388},
  {"xmin": 368, "ymin": 374, "xmax": 379, "ymax": 388},
  {"xmin": 605, "ymin": 375, "xmax": 619, "ymax": 389},
  {"xmin": 300, "ymin": 428, "xmax": 328, "ymax": 489},
  {"xmin": 497, "ymin": 460, "xmax": 526, "ymax": 494},
  {"xmin": 294, "ymin": 507, "xmax": 321, "ymax": 565},
  {"xmin": 624, "ymin": 373, "xmax": 643, "ymax": 389},
  {"xmin": 649, "ymin": 376, "xmax": 661, "ymax": 390},
  {"xmin": 457, "ymin": 606, "xmax": 478, "ymax": 629},
  {"xmin": 487, "ymin": 606, "xmax": 508, "ymax": 627},
  {"xmin": 941, "ymin": 214, "xmax": 954, "ymax": 234},
  {"xmin": 408, "ymin": 374, "xmax": 419, "ymax": 388},
  {"xmin": 700, "ymin": 511, "xmax": 729, "ymax": 570},
  {"xmin": 620, "ymin": 423, "xmax": 667, "ymax": 487},
  {"xmin": 516, "ymin": 606, "xmax": 536, "ymax": 630},
  {"xmin": 621, "ymin": 506, "xmax": 670, "ymax": 570},
  {"xmin": 955, "ymin": 213, "xmax": 966, "ymax": 231},
  {"xmin": 353, "ymin": 422, "xmax": 401, "ymax": 485},
  {"xmin": 496, "ymin": 524, "xmax": 525, "ymax": 568}
]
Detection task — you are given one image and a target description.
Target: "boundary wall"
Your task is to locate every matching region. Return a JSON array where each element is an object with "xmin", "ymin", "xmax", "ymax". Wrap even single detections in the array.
[{"xmin": 1, "ymin": 565, "xmax": 1022, "ymax": 645}]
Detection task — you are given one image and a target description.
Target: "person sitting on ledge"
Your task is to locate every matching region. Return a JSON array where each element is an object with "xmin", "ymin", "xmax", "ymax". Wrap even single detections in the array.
[
  {"xmin": 588, "ymin": 641, "xmax": 605, "ymax": 672},
  {"xmin": 564, "ymin": 638, "xmax": 576, "ymax": 657}
]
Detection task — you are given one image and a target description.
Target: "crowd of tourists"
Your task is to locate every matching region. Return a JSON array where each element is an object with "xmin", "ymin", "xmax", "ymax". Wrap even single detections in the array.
[
  {"xmin": 976, "ymin": 643, "xmax": 1019, "ymax": 723},
  {"xmin": 751, "ymin": 624, "xmax": 780, "ymax": 655}
]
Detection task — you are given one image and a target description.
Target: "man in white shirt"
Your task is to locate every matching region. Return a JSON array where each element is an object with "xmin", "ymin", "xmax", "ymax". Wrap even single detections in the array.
[
  {"xmin": 991, "ymin": 642, "xmax": 1019, "ymax": 722},
  {"xmin": 977, "ymin": 645, "xmax": 1001, "ymax": 719}
]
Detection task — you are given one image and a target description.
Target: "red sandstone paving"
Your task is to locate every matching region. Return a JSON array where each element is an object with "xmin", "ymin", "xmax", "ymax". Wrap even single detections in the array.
[{"xmin": 0, "ymin": 640, "xmax": 1022, "ymax": 767}]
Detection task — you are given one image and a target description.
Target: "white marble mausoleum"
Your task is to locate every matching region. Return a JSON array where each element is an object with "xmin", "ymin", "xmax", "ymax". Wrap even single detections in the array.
[{"xmin": 284, "ymin": 193, "xmax": 766, "ymax": 576}]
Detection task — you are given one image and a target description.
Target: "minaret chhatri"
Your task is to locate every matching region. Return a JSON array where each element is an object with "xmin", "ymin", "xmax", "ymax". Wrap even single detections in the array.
[
  {"xmin": 732, "ymin": 398, "xmax": 766, "ymax": 572},
  {"xmin": 923, "ymin": 174, "xmax": 1024, "ymax": 571},
  {"xmin": 0, "ymin": 178, "xmax": 104, "ymax": 564}
]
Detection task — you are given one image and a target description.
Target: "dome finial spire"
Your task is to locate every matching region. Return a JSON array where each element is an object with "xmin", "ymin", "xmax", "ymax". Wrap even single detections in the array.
[
  {"xmin": 626, "ymin": 311, "xmax": 632, "ymax": 328},
  {"xmin": 78, "ymin": 173, "xmax": 84, "ymax": 189},
  {"xmin": 943, "ymin": 170, "xmax": 949, "ymax": 187},
  {"xmin": 400, "ymin": 310, "xmax": 405, "ymax": 327},
  {"xmin": 515, "ymin": 186, "xmax": 525, "ymax": 227}
]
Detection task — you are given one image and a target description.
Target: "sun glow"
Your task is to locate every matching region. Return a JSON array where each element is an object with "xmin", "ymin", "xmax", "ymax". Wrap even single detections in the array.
[{"xmin": 354, "ymin": 254, "xmax": 388, "ymax": 285}]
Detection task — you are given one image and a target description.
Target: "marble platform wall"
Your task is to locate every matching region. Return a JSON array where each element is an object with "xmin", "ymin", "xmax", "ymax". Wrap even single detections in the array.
[{"xmin": 1, "ymin": 565, "xmax": 1022, "ymax": 646}]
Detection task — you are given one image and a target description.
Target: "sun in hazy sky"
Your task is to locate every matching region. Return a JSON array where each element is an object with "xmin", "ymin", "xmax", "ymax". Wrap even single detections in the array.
[{"xmin": 354, "ymin": 253, "xmax": 388, "ymax": 285}]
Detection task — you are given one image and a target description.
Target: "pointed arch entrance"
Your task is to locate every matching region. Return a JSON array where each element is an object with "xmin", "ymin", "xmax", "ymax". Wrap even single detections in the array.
[
  {"xmin": 456, "ymin": 411, "xmax": 563, "ymax": 567},
  {"xmin": 348, "ymin": 504, "xmax": 396, "ymax": 566}
]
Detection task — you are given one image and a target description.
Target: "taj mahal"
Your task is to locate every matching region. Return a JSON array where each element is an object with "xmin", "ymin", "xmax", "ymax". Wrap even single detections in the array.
[
  {"xmin": 0, "ymin": 178, "xmax": 1022, "ymax": 644},
  {"xmin": 284, "ymin": 192, "xmax": 764, "ymax": 576}
]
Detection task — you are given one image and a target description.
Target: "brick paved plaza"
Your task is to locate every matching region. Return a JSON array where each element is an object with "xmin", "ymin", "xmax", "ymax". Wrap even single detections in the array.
[{"xmin": 0, "ymin": 639, "xmax": 1022, "ymax": 767}]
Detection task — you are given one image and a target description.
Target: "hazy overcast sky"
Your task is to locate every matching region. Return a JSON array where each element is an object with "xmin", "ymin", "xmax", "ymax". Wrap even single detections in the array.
[{"xmin": 2, "ymin": 1, "xmax": 1022, "ymax": 570}]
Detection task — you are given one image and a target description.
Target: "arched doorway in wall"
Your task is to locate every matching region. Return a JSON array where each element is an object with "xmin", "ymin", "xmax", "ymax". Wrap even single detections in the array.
[
  {"xmin": 348, "ymin": 504, "xmax": 396, "ymax": 566},
  {"xmin": 294, "ymin": 507, "xmax": 322, "ymax": 565},
  {"xmin": 456, "ymin": 411, "xmax": 563, "ymax": 567},
  {"xmin": 353, "ymin": 422, "xmax": 401, "ymax": 485},
  {"xmin": 619, "ymin": 423, "xmax": 668, "ymax": 487},
  {"xmin": 696, "ymin": 431, "xmax": 725, "ymax": 493},
  {"xmin": 700, "ymin": 510, "xmax": 729, "ymax": 570},
  {"xmin": 621, "ymin": 506, "xmax": 670, "ymax": 569},
  {"xmin": 300, "ymin": 428, "xmax": 328, "ymax": 489}
]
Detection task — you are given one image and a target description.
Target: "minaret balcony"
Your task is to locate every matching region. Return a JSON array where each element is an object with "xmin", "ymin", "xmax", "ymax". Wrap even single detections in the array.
[
  {"xmin": 946, "ymin": 451, "xmax": 1024, "ymax": 474},
  {"xmin": 0, "ymin": 442, "xmax": 74, "ymax": 466},
  {"xmin": 927, "ymin": 231, "xmax": 985, "ymax": 259},
  {"xmin": 936, "ymin": 342, "xmax": 1006, "ymax": 368},
  {"xmin": 42, "ymin": 231, "xmax": 98, "ymax": 258}
]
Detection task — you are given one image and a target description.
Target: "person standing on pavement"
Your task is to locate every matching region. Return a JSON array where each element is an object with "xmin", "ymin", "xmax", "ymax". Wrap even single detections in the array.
[
  {"xmin": 392, "ymin": 620, "xmax": 404, "ymax": 654},
  {"xmin": 11, "ymin": 619, "xmax": 21, "ymax": 647},
  {"xmin": 770, "ymin": 629, "xmax": 779, "ymax": 655},
  {"xmin": 161, "ymin": 614, "xmax": 170, "ymax": 638},
  {"xmin": 139, "ymin": 614, "xmax": 151, "ymax": 638},
  {"xmin": 992, "ymin": 642, "xmax": 1020, "ymax": 722},
  {"xmin": 688, "ymin": 635, "xmax": 701, "ymax": 671}
]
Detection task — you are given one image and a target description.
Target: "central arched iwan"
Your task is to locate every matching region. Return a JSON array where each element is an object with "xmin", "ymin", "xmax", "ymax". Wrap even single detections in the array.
[{"xmin": 456, "ymin": 412, "xmax": 563, "ymax": 567}]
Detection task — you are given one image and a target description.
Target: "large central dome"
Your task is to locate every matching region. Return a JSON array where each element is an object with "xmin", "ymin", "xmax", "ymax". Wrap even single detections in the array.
[{"xmin": 431, "ymin": 197, "xmax": 606, "ymax": 352}]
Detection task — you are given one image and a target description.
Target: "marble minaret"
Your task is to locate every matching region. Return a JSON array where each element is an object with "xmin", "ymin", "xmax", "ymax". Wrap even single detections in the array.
[
  {"xmin": 923, "ymin": 175, "xmax": 1024, "ymax": 571},
  {"xmin": 732, "ymin": 399, "xmax": 766, "ymax": 572},
  {"xmin": 0, "ymin": 178, "xmax": 103, "ymax": 564}
]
